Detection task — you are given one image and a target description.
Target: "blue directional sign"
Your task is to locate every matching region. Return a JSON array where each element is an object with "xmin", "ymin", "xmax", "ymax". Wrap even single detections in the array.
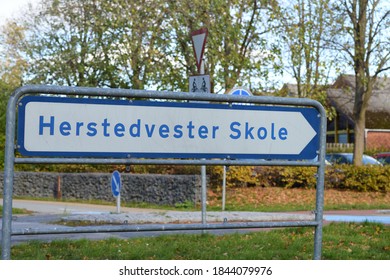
[
  {"xmin": 17, "ymin": 96, "xmax": 320, "ymax": 160},
  {"xmin": 111, "ymin": 170, "xmax": 121, "ymax": 197}
]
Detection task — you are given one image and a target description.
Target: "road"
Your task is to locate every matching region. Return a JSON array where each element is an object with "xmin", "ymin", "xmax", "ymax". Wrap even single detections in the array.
[{"xmin": 1, "ymin": 199, "xmax": 389, "ymax": 245}]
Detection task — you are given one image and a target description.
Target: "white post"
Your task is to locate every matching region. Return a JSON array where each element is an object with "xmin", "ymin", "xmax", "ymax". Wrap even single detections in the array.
[
  {"xmin": 222, "ymin": 165, "xmax": 226, "ymax": 211},
  {"xmin": 116, "ymin": 193, "xmax": 121, "ymax": 214}
]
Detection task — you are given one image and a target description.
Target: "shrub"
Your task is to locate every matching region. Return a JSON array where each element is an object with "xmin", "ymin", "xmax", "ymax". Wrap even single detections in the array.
[
  {"xmin": 210, "ymin": 166, "xmax": 259, "ymax": 188},
  {"xmin": 0, "ymin": 134, "xmax": 4, "ymax": 170},
  {"xmin": 279, "ymin": 166, "xmax": 318, "ymax": 189},
  {"xmin": 327, "ymin": 165, "xmax": 390, "ymax": 192},
  {"xmin": 5, "ymin": 155, "xmax": 390, "ymax": 192}
]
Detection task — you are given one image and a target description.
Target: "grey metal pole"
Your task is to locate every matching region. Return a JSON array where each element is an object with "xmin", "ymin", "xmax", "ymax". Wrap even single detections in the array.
[
  {"xmin": 222, "ymin": 165, "xmax": 227, "ymax": 211},
  {"xmin": 1, "ymin": 93, "xmax": 18, "ymax": 260},
  {"xmin": 201, "ymin": 164, "xmax": 207, "ymax": 224},
  {"xmin": 200, "ymin": 58, "xmax": 207, "ymax": 225},
  {"xmin": 313, "ymin": 105, "xmax": 327, "ymax": 260},
  {"xmin": 116, "ymin": 194, "xmax": 121, "ymax": 214}
]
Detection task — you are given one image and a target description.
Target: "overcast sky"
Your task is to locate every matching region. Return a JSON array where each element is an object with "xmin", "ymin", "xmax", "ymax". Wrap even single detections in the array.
[{"xmin": 0, "ymin": 0, "xmax": 37, "ymax": 26}]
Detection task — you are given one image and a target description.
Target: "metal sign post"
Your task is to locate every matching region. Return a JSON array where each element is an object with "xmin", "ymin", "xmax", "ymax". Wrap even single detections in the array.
[
  {"xmin": 222, "ymin": 165, "xmax": 227, "ymax": 211},
  {"xmin": 222, "ymin": 86, "xmax": 253, "ymax": 203},
  {"xmin": 191, "ymin": 28, "xmax": 209, "ymax": 226},
  {"xmin": 2, "ymin": 85, "xmax": 326, "ymax": 260}
]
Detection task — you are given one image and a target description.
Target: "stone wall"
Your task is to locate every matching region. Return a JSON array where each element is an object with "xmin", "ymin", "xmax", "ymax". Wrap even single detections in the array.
[{"xmin": 0, "ymin": 172, "xmax": 202, "ymax": 206}]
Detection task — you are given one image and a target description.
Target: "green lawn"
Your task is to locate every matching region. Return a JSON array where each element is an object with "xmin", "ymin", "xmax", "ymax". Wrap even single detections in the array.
[
  {"xmin": 8, "ymin": 222, "xmax": 389, "ymax": 260},
  {"xmin": 2, "ymin": 187, "xmax": 389, "ymax": 260},
  {"xmin": 0, "ymin": 205, "xmax": 31, "ymax": 216}
]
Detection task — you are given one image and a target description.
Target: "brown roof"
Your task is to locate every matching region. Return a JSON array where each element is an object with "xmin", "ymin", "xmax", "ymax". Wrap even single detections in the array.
[
  {"xmin": 279, "ymin": 83, "xmax": 299, "ymax": 97},
  {"xmin": 279, "ymin": 75, "xmax": 390, "ymax": 129},
  {"xmin": 333, "ymin": 74, "xmax": 390, "ymax": 91},
  {"xmin": 279, "ymin": 83, "xmax": 328, "ymax": 98},
  {"xmin": 327, "ymin": 88, "xmax": 390, "ymax": 129}
]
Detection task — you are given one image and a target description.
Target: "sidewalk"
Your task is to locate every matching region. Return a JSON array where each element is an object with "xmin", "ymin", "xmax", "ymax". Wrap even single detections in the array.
[
  {"xmin": 3, "ymin": 199, "xmax": 390, "ymax": 224},
  {"xmin": 3, "ymin": 199, "xmax": 315, "ymax": 224},
  {"xmin": 1, "ymin": 199, "xmax": 389, "ymax": 245}
]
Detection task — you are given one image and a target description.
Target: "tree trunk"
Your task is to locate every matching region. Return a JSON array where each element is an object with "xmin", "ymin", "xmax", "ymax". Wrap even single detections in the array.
[{"xmin": 353, "ymin": 102, "xmax": 366, "ymax": 166}]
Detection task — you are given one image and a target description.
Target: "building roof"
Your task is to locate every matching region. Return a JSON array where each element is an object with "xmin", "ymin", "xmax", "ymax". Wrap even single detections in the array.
[
  {"xmin": 279, "ymin": 75, "xmax": 390, "ymax": 129},
  {"xmin": 332, "ymin": 74, "xmax": 390, "ymax": 90},
  {"xmin": 327, "ymin": 88, "xmax": 390, "ymax": 129},
  {"xmin": 279, "ymin": 83, "xmax": 299, "ymax": 97},
  {"xmin": 279, "ymin": 83, "xmax": 328, "ymax": 98}
]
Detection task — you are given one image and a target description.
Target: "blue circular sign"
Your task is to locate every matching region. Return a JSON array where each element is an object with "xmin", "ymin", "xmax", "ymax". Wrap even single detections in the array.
[{"xmin": 229, "ymin": 87, "xmax": 252, "ymax": 96}]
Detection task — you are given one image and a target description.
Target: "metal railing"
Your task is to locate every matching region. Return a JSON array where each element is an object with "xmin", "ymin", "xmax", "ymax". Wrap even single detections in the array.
[{"xmin": 2, "ymin": 85, "xmax": 327, "ymax": 260}]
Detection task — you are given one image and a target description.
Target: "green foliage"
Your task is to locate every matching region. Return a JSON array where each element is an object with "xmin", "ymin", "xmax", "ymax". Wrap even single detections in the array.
[
  {"xmin": 274, "ymin": 0, "xmax": 334, "ymax": 100},
  {"xmin": 165, "ymin": 0, "xmax": 280, "ymax": 93},
  {"xmin": 174, "ymin": 200, "xmax": 195, "ymax": 209},
  {"xmin": 0, "ymin": 133, "xmax": 5, "ymax": 169},
  {"xmin": 0, "ymin": 89, "xmax": 10, "ymax": 169},
  {"xmin": 10, "ymin": 163, "xmax": 389, "ymax": 193},
  {"xmin": 265, "ymin": 165, "xmax": 390, "ymax": 192},
  {"xmin": 131, "ymin": 165, "xmax": 200, "ymax": 175},
  {"xmin": 252, "ymin": 166, "xmax": 284, "ymax": 188},
  {"xmin": 280, "ymin": 167, "xmax": 318, "ymax": 189},
  {"xmin": 212, "ymin": 164, "xmax": 388, "ymax": 192},
  {"xmin": 1, "ymin": 0, "xmax": 281, "ymax": 92},
  {"xmin": 211, "ymin": 166, "xmax": 259, "ymax": 188},
  {"xmin": 0, "ymin": 205, "xmax": 31, "ymax": 217},
  {"xmin": 327, "ymin": 165, "xmax": 390, "ymax": 192},
  {"xmin": 282, "ymin": 165, "xmax": 389, "ymax": 192},
  {"xmin": 14, "ymin": 163, "xmax": 113, "ymax": 173}
]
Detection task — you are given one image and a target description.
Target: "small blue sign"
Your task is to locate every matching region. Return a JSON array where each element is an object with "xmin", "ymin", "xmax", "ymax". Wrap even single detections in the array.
[
  {"xmin": 229, "ymin": 87, "xmax": 252, "ymax": 96},
  {"xmin": 111, "ymin": 170, "xmax": 121, "ymax": 197}
]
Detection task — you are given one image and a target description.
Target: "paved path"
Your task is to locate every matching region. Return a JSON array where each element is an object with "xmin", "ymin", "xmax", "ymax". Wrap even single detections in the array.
[
  {"xmin": 2, "ymin": 199, "xmax": 316, "ymax": 223},
  {"xmin": 1, "ymin": 199, "xmax": 313, "ymax": 245},
  {"xmin": 3, "ymin": 199, "xmax": 390, "ymax": 224}
]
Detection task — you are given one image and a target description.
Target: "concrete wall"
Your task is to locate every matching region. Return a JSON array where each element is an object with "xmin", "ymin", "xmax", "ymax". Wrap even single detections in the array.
[{"xmin": 0, "ymin": 172, "xmax": 201, "ymax": 206}]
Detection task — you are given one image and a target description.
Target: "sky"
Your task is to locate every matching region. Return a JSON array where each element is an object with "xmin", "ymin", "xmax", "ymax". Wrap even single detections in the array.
[{"xmin": 0, "ymin": 0, "xmax": 37, "ymax": 26}]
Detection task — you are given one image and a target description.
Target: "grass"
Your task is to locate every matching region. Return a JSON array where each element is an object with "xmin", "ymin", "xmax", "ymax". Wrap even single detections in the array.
[
  {"xmin": 3, "ymin": 187, "xmax": 390, "ymax": 260},
  {"xmin": 0, "ymin": 205, "xmax": 31, "ymax": 217},
  {"xmin": 7, "ymin": 186, "xmax": 390, "ymax": 213},
  {"xmin": 8, "ymin": 223, "xmax": 389, "ymax": 260}
]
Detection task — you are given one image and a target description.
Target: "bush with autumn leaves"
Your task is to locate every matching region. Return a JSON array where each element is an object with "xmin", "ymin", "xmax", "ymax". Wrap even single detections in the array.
[
  {"xmin": 11, "ymin": 162, "xmax": 389, "ymax": 193},
  {"xmin": 210, "ymin": 165, "xmax": 390, "ymax": 192}
]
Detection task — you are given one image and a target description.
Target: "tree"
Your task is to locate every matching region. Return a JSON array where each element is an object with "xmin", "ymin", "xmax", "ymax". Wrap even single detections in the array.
[
  {"xmin": 105, "ymin": 0, "xmax": 169, "ymax": 90},
  {"xmin": 275, "ymin": 0, "xmax": 335, "ymax": 99},
  {"xmin": 20, "ymin": 0, "xmax": 116, "ymax": 87},
  {"xmin": 165, "ymin": 0, "xmax": 280, "ymax": 93},
  {"xmin": 3, "ymin": 0, "xmax": 169, "ymax": 89},
  {"xmin": 2, "ymin": 0, "xmax": 282, "ymax": 93},
  {"xmin": 332, "ymin": 0, "xmax": 390, "ymax": 165},
  {"xmin": 0, "ymin": 20, "xmax": 27, "ymax": 128},
  {"xmin": 0, "ymin": 20, "xmax": 29, "ymax": 168}
]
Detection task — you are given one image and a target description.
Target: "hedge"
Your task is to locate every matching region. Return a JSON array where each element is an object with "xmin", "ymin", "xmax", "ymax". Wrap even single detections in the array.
[
  {"xmin": 3, "ymin": 162, "xmax": 389, "ymax": 192},
  {"xmin": 211, "ymin": 165, "xmax": 390, "ymax": 192}
]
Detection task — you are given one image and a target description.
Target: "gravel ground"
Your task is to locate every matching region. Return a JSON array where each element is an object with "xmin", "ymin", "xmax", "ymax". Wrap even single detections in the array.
[{"xmin": 61, "ymin": 210, "xmax": 315, "ymax": 224}]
